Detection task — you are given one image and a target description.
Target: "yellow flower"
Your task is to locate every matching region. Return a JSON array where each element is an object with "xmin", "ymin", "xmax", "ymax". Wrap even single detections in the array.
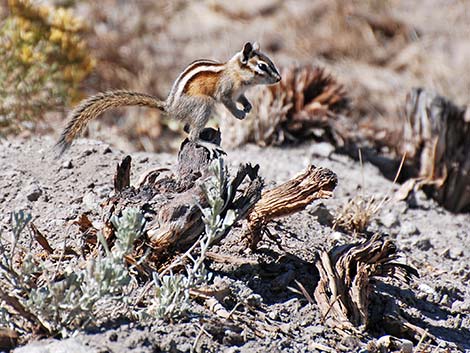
[
  {"xmin": 19, "ymin": 29, "xmax": 34, "ymax": 42},
  {"xmin": 38, "ymin": 5, "xmax": 50, "ymax": 20},
  {"xmin": 63, "ymin": 66, "xmax": 73, "ymax": 81},
  {"xmin": 20, "ymin": 45, "xmax": 33, "ymax": 63},
  {"xmin": 49, "ymin": 28, "xmax": 63, "ymax": 43}
]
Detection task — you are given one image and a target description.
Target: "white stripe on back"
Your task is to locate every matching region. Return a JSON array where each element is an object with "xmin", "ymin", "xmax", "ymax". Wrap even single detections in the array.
[{"xmin": 168, "ymin": 60, "xmax": 225, "ymax": 103}]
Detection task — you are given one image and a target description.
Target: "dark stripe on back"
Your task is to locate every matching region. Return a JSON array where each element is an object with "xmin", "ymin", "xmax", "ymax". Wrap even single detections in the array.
[{"xmin": 168, "ymin": 60, "xmax": 223, "ymax": 103}]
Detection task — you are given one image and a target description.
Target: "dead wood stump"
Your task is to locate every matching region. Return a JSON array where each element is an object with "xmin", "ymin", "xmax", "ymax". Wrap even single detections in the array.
[
  {"xmin": 100, "ymin": 128, "xmax": 263, "ymax": 271},
  {"xmin": 400, "ymin": 88, "xmax": 470, "ymax": 212},
  {"xmin": 76, "ymin": 128, "xmax": 340, "ymax": 274},
  {"xmin": 314, "ymin": 234, "xmax": 418, "ymax": 332},
  {"xmin": 0, "ymin": 328, "xmax": 18, "ymax": 351},
  {"xmin": 246, "ymin": 165, "xmax": 338, "ymax": 250}
]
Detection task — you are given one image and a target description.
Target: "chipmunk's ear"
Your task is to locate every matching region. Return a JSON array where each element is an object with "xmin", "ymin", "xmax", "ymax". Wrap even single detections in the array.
[
  {"xmin": 241, "ymin": 42, "xmax": 253, "ymax": 63},
  {"xmin": 252, "ymin": 41, "xmax": 260, "ymax": 51}
]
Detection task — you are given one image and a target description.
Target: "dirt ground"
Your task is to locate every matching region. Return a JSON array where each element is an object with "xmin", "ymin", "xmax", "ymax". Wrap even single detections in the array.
[{"xmin": 1, "ymin": 136, "xmax": 469, "ymax": 352}]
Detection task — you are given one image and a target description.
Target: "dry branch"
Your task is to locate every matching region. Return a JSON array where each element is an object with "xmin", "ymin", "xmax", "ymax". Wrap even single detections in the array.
[
  {"xmin": 314, "ymin": 234, "xmax": 417, "ymax": 331},
  {"xmin": 0, "ymin": 328, "xmax": 18, "ymax": 351},
  {"xmin": 246, "ymin": 165, "xmax": 337, "ymax": 250},
  {"xmin": 400, "ymin": 88, "xmax": 470, "ymax": 212}
]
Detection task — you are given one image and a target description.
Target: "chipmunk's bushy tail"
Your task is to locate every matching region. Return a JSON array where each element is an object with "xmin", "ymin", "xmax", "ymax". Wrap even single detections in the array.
[{"xmin": 55, "ymin": 90, "xmax": 166, "ymax": 155}]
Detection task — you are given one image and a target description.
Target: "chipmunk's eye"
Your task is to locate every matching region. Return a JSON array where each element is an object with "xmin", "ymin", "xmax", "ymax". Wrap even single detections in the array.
[{"xmin": 257, "ymin": 63, "xmax": 268, "ymax": 73}]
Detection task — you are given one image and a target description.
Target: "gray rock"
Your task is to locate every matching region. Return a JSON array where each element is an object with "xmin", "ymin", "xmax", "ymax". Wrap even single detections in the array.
[
  {"xmin": 25, "ymin": 184, "xmax": 42, "ymax": 201},
  {"xmin": 414, "ymin": 238, "xmax": 433, "ymax": 251},
  {"xmin": 83, "ymin": 191, "xmax": 99, "ymax": 211},
  {"xmin": 13, "ymin": 338, "xmax": 96, "ymax": 353},
  {"xmin": 379, "ymin": 212, "xmax": 400, "ymax": 228},
  {"xmin": 310, "ymin": 142, "xmax": 335, "ymax": 158},
  {"xmin": 96, "ymin": 185, "xmax": 113, "ymax": 198},
  {"xmin": 449, "ymin": 247, "xmax": 464, "ymax": 259},
  {"xmin": 310, "ymin": 203, "xmax": 334, "ymax": 225},
  {"xmin": 400, "ymin": 222, "xmax": 420, "ymax": 236},
  {"xmin": 246, "ymin": 293, "xmax": 263, "ymax": 307},
  {"xmin": 61, "ymin": 159, "xmax": 73, "ymax": 169}
]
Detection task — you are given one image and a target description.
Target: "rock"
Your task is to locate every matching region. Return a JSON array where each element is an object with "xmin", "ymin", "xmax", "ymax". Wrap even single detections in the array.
[
  {"xmin": 268, "ymin": 311, "xmax": 278, "ymax": 320},
  {"xmin": 82, "ymin": 148, "xmax": 96, "ymax": 157},
  {"xmin": 96, "ymin": 185, "xmax": 113, "ymax": 199},
  {"xmin": 331, "ymin": 231, "xmax": 344, "ymax": 242},
  {"xmin": 418, "ymin": 283, "xmax": 436, "ymax": 296},
  {"xmin": 83, "ymin": 191, "xmax": 99, "ymax": 211},
  {"xmin": 400, "ymin": 340, "xmax": 414, "ymax": 353},
  {"xmin": 13, "ymin": 338, "xmax": 95, "ymax": 353},
  {"xmin": 400, "ymin": 222, "xmax": 419, "ymax": 236},
  {"xmin": 451, "ymin": 300, "xmax": 467, "ymax": 312},
  {"xmin": 440, "ymin": 294, "xmax": 451, "ymax": 306},
  {"xmin": 310, "ymin": 203, "xmax": 334, "ymax": 225},
  {"xmin": 376, "ymin": 335, "xmax": 413, "ymax": 353},
  {"xmin": 245, "ymin": 293, "xmax": 263, "ymax": 308},
  {"xmin": 379, "ymin": 212, "xmax": 399, "ymax": 228},
  {"xmin": 407, "ymin": 189, "xmax": 432, "ymax": 209},
  {"xmin": 61, "ymin": 159, "xmax": 73, "ymax": 169},
  {"xmin": 448, "ymin": 247, "xmax": 464, "ymax": 260},
  {"xmin": 25, "ymin": 184, "xmax": 42, "ymax": 202},
  {"xmin": 310, "ymin": 142, "xmax": 335, "ymax": 158},
  {"xmin": 414, "ymin": 238, "xmax": 433, "ymax": 251}
]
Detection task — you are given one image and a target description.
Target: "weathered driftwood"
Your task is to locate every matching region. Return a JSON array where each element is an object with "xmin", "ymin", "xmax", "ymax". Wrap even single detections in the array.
[
  {"xmin": 400, "ymin": 88, "xmax": 470, "ymax": 212},
  {"xmin": 314, "ymin": 234, "xmax": 417, "ymax": 332},
  {"xmin": 246, "ymin": 165, "xmax": 338, "ymax": 250},
  {"xmin": 99, "ymin": 128, "xmax": 263, "ymax": 270},
  {"xmin": 0, "ymin": 328, "xmax": 18, "ymax": 351}
]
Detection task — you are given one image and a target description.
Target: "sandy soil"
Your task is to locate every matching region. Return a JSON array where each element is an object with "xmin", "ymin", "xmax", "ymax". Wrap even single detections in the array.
[{"xmin": 1, "ymin": 136, "xmax": 469, "ymax": 352}]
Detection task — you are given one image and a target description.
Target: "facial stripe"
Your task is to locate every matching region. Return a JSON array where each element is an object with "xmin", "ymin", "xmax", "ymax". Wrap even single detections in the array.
[{"xmin": 255, "ymin": 53, "xmax": 280, "ymax": 76}]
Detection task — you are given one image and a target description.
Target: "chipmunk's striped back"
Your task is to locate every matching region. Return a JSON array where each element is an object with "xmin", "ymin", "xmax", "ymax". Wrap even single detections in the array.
[{"xmin": 167, "ymin": 59, "xmax": 225, "ymax": 105}]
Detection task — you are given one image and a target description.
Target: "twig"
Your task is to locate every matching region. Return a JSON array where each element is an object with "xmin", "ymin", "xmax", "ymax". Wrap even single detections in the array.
[
  {"xmin": 192, "ymin": 324, "xmax": 212, "ymax": 352},
  {"xmin": 321, "ymin": 294, "xmax": 343, "ymax": 323},
  {"xmin": 205, "ymin": 251, "xmax": 258, "ymax": 265},
  {"xmin": 29, "ymin": 223, "xmax": 54, "ymax": 254},
  {"xmin": 309, "ymin": 342, "xmax": 336, "ymax": 353},
  {"xmin": 0, "ymin": 288, "xmax": 49, "ymax": 334},
  {"xmin": 294, "ymin": 279, "xmax": 315, "ymax": 305}
]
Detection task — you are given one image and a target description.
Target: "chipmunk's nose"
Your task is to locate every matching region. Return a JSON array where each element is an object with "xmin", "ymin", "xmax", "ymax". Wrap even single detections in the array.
[{"xmin": 275, "ymin": 74, "xmax": 281, "ymax": 82}]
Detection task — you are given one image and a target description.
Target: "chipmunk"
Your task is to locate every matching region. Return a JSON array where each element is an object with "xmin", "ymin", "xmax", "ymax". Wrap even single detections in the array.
[{"xmin": 56, "ymin": 42, "xmax": 281, "ymax": 155}]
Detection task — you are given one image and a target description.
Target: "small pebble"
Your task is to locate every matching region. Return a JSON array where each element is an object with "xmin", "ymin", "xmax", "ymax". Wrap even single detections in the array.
[
  {"xmin": 414, "ymin": 238, "xmax": 433, "ymax": 251},
  {"xmin": 380, "ymin": 212, "xmax": 400, "ymax": 228},
  {"xmin": 400, "ymin": 222, "xmax": 419, "ymax": 236},
  {"xmin": 25, "ymin": 184, "xmax": 42, "ymax": 202},
  {"xmin": 61, "ymin": 159, "xmax": 73, "ymax": 169}
]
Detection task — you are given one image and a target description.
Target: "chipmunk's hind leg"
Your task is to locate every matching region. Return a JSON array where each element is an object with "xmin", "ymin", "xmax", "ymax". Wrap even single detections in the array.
[
  {"xmin": 183, "ymin": 97, "xmax": 226, "ymax": 158},
  {"xmin": 188, "ymin": 125, "xmax": 226, "ymax": 159}
]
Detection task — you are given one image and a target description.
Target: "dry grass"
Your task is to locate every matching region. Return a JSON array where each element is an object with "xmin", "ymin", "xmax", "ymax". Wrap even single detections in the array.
[
  {"xmin": 220, "ymin": 65, "xmax": 348, "ymax": 147},
  {"xmin": 333, "ymin": 194, "xmax": 382, "ymax": 234}
]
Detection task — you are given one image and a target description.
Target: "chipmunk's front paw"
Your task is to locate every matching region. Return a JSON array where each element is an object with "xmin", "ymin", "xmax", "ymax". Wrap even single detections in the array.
[{"xmin": 234, "ymin": 110, "xmax": 246, "ymax": 120}]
